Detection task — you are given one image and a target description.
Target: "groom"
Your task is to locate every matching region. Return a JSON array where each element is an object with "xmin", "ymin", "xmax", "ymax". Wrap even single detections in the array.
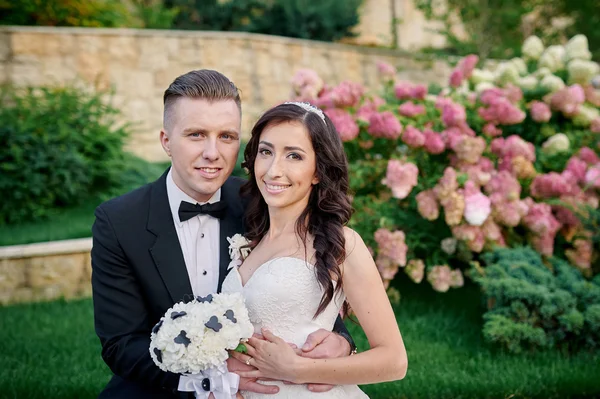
[{"xmin": 91, "ymin": 69, "xmax": 355, "ymax": 398}]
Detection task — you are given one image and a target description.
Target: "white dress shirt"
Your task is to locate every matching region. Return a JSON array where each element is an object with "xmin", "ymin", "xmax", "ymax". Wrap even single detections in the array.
[{"xmin": 166, "ymin": 169, "xmax": 221, "ymax": 297}]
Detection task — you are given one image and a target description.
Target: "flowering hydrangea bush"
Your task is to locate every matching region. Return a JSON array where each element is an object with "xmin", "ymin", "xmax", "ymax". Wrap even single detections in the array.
[{"xmin": 288, "ymin": 34, "xmax": 600, "ymax": 293}]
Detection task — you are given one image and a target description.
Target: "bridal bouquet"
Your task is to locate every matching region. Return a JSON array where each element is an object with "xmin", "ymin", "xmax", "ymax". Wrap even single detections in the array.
[{"xmin": 149, "ymin": 234, "xmax": 254, "ymax": 399}]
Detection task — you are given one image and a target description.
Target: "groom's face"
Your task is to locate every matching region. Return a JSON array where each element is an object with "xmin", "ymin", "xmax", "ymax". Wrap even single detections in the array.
[{"xmin": 160, "ymin": 97, "xmax": 241, "ymax": 203}]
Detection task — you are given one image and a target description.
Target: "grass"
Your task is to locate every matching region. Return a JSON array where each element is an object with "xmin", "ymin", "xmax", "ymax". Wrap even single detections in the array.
[{"xmin": 1, "ymin": 276, "xmax": 599, "ymax": 399}]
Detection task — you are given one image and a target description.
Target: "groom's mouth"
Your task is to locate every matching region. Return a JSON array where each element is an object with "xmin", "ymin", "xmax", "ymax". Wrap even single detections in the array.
[{"xmin": 195, "ymin": 167, "xmax": 222, "ymax": 179}]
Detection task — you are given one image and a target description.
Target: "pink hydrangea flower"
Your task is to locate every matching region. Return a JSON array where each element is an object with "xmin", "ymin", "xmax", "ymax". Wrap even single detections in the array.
[
  {"xmin": 579, "ymin": 147, "xmax": 600, "ymax": 165},
  {"xmin": 503, "ymin": 84, "xmax": 524, "ymax": 103},
  {"xmin": 522, "ymin": 198, "xmax": 562, "ymax": 240},
  {"xmin": 416, "ymin": 189, "xmax": 440, "ymax": 220},
  {"xmin": 565, "ymin": 239, "xmax": 593, "ymax": 270},
  {"xmin": 368, "ymin": 111, "xmax": 403, "ymax": 139},
  {"xmin": 374, "ymin": 228, "xmax": 408, "ymax": 267},
  {"xmin": 563, "ymin": 156, "xmax": 588, "ymax": 184},
  {"xmin": 423, "ymin": 129, "xmax": 446, "ymax": 154},
  {"xmin": 376, "ymin": 61, "xmax": 396, "ymax": 80},
  {"xmin": 441, "ymin": 102, "xmax": 467, "ymax": 128},
  {"xmin": 452, "ymin": 224, "xmax": 485, "ymax": 252},
  {"xmin": 591, "ymin": 118, "xmax": 600, "ymax": 133},
  {"xmin": 356, "ymin": 96, "xmax": 386, "ymax": 122},
  {"xmin": 482, "ymin": 218, "xmax": 505, "ymax": 246},
  {"xmin": 549, "ymin": 84, "xmax": 586, "ymax": 117},
  {"xmin": 491, "ymin": 135, "xmax": 536, "ymax": 162},
  {"xmin": 530, "ymin": 172, "xmax": 574, "ymax": 198},
  {"xmin": 401, "ymin": 125, "xmax": 426, "ymax": 148},
  {"xmin": 585, "ymin": 165, "xmax": 600, "ymax": 188},
  {"xmin": 291, "ymin": 69, "xmax": 324, "ymax": 101},
  {"xmin": 381, "ymin": 160, "xmax": 419, "ymax": 199},
  {"xmin": 394, "ymin": 81, "xmax": 427, "ymax": 100},
  {"xmin": 449, "ymin": 70, "xmax": 464, "ymax": 88},
  {"xmin": 453, "ymin": 136, "xmax": 486, "ymax": 164},
  {"xmin": 482, "ymin": 122, "xmax": 503, "ymax": 137},
  {"xmin": 449, "ymin": 269, "xmax": 465, "ymax": 288},
  {"xmin": 324, "ymin": 108, "xmax": 359, "ymax": 142},
  {"xmin": 485, "ymin": 170, "xmax": 522, "ymax": 200},
  {"xmin": 329, "ymin": 81, "xmax": 365, "ymax": 108},
  {"xmin": 398, "ymin": 101, "xmax": 426, "ymax": 118},
  {"xmin": 463, "ymin": 181, "xmax": 491, "ymax": 226},
  {"xmin": 375, "ymin": 255, "xmax": 398, "ymax": 287},
  {"xmin": 440, "ymin": 191, "xmax": 466, "ymax": 226},
  {"xmin": 427, "ymin": 265, "xmax": 453, "ymax": 292},
  {"xmin": 530, "ymin": 101, "xmax": 552, "ymax": 123},
  {"xmin": 490, "ymin": 195, "xmax": 529, "ymax": 227},
  {"xmin": 456, "ymin": 161, "xmax": 492, "ymax": 186},
  {"xmin": 434, "ymin": 167, "xmax": 459, "ymax": 201},
  {"xmin": 478, "ymin": 97, "xmax": 526, "ymax": 125},
  {"xmin": 405, "ymin": 259, "xmax": 425, "ymax": 283}
]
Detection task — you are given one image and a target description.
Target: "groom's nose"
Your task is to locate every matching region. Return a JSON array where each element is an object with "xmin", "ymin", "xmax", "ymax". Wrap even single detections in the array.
[{"xmin": 202, "ymin": 138, "xmax": 220, "ymax": 161}]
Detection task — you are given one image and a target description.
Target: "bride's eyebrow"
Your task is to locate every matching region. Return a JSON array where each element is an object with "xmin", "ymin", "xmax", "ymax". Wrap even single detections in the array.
[{"xmin": 258, "ymin": 141, "xmax": 306, "ymax": 154}]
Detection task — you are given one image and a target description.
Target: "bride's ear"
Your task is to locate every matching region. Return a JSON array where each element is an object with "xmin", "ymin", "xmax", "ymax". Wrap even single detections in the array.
[{"xmin": 312, "ymin": 175, "xmax": 319, "ymax": 185}]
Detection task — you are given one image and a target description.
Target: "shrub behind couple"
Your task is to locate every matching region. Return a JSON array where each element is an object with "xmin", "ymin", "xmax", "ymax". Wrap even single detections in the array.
[{"xmin": 91, "ymin": 69, "xmax": 407, "ymax": 399}]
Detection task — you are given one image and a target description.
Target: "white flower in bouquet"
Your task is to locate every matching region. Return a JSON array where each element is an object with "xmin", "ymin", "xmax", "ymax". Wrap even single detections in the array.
[
  {"xmin": 518, "ymin": 75, "xmax": 538, "ymax": 91},
  {"xmin": 471, "ymin": 68, "xmax": 495, "ymax": 85},
  {"xmin": 522, "ymin": 36, "xmax": 545, "ymax": 61},
  {"xmin": 542, "ymin": 133, "xmax": 570, "ymax": 155},
  {"xmin": 227, "ymin": 233, "xmax": 251, "ymax": 262},
  {"xmin": 149, "ymin": 293, "xmax": 254, "ymax": 374},
  {"xmin": 540, "ymin": 74, "xmax": 565, "ymax": 93},
  {"xmin": 568, "ymin": 59, "xmax": 600, "ymax": 85},
  {"xmin": 565, "ymin": 34, "xmax": 592, "ymax": 62},
  {"xmin": 538, "ymin": 45, "xmax": 566, "ymax": 72},
  {"xmin": 572, "ymin": 105, "xmax": 600, "ymax": 127},
  {"xmin": 475, "ymin": 82, "xmax": 496, "ymax": 93},
  {"xmin": 510, "ymin": 58, "xmax": 528, "ymax": 76}
]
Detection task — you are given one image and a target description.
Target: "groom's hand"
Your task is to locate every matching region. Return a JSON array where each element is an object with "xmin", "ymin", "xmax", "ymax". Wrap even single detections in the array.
[
  {"xmin": 226, "ymin": 357, "xmax": 279, "ymax": 395},
  {"xmin": 300, "ymin": 329, "xmax": 351, "ymax": 393}
]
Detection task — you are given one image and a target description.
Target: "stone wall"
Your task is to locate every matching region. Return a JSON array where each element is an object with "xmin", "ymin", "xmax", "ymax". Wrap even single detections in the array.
[
  {"xmin": 0, "ymin": 238, "xmax": 92, "ymax": 305},
  {"xmin": 0, "ymin": 26, "xmax": 453, "ymax": 162}
]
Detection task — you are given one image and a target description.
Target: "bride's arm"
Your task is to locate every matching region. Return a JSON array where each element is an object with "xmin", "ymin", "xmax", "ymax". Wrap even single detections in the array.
[{"xmin": 239, "ymin": 227, "xmax": 408, "ymax": 385}]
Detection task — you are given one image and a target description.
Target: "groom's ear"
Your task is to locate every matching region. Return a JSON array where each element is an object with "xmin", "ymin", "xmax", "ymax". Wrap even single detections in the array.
[{"xmin": 160, "ymin": 130, "xmax": 171, "ymax": 157}]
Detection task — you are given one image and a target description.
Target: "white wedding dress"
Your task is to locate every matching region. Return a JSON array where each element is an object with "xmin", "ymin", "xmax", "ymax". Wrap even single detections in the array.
[{"xmin": 221, "ymin": 256, "xmax": 369, "ymax": 398}]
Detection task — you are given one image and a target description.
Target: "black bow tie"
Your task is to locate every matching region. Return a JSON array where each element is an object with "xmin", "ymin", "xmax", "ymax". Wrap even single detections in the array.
[{"xmin": 178, "ymin": 200, "xmax": 227, "ymax": 222}]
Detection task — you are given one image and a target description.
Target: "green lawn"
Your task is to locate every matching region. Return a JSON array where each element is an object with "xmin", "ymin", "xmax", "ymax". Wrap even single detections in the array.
[{"xmin": 1, "ymin": 276, "xmax": 598, "ymax": 399}]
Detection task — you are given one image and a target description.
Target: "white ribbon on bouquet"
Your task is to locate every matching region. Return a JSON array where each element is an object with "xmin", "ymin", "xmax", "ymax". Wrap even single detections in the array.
[{"xmin": 178, "ymin": 364, "xmax": 240, "ymax": 399}]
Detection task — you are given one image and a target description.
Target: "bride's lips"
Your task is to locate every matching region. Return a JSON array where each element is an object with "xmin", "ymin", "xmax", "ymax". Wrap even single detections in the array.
[
  {"xmin": 195, "ymin": 166, "xmax": 222, "ymax": 179},
  {"xmin": 263, "ymin": 181, "xmax": 291, "ymax": 195}
]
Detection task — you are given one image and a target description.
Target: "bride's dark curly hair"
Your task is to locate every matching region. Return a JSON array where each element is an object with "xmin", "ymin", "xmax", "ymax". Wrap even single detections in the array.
[{"xmin": 240, "ymin": 103, "xmax": 353, "ymax": 318}]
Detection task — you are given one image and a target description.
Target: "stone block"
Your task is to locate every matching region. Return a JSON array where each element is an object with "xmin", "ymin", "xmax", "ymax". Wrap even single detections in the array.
[
  {"xmin": 77, "ymin": 52, "xmax": 110, "ymax": 88},
  {"xmin": 27, "ymin": 254, "xmax": 86, "ymax": 299},
  {"xmin": 11, "ymin": 33, "xmax": 45, "ymax": 55},
  {"xmin": 0, "ymin": 32, "xmax": 9, "ymax": 62},
  {"xmin": 0, "ymin": 258, "xmax": 26, "ymax": 293},
  {"xmin": 107, "ymin": 36, "xmax": 139, "ymax": 67}
]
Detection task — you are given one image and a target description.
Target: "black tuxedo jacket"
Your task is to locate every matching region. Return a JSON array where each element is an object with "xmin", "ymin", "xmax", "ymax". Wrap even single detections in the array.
[{"xmin": 91, "ymin": 170, "xmax": 352, "ymax": 398}]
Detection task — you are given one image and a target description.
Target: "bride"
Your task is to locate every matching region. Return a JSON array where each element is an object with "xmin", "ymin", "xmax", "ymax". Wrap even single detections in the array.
[{"xmin": 223, "ymin": 102, "xmax": 407, "ymax": 398}]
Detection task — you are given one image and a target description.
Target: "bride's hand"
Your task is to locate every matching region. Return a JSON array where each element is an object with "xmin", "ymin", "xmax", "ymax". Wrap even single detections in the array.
[{"xmin": 236, "ymin": 328, "xmax": 302, "ymax": 383}]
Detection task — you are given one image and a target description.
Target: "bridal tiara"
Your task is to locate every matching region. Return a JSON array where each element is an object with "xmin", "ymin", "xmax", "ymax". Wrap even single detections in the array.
[{"xmin": 283, "ymin": 101, "xmax": 326, "ymax": 122}]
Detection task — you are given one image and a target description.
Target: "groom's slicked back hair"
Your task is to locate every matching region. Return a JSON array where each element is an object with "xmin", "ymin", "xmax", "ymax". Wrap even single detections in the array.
[{"xmin": 163, "ymin": 69, "xmax": 242, "ymax": 130}]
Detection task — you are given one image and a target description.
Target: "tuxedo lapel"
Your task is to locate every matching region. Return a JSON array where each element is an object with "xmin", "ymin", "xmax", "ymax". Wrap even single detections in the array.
[
  {"xmin": 217, "ymin": 177, "xmax": 245, "ymax": 292},
  {"xmin": 147, "ymin": 170, "xmax": 193, "ymax": 304}
]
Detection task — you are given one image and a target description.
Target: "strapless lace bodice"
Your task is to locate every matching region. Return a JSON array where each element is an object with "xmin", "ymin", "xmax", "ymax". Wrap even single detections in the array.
[{"xmin": 221, "ymin": 257, "xmax": 368, "ymax": 399}]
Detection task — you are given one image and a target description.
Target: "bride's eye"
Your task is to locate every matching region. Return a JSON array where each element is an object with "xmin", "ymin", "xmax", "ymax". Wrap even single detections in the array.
[
  {"xmin": 258, "ymin": 148, "xmax": 272, "ymax": 156},
  {"xmin": 288, "ymin": 152, "xmax": 302, "ymax": 160}
]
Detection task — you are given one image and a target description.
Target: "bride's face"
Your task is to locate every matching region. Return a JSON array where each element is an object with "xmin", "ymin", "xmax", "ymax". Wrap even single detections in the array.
[{"xmin": 254, "ymin": 120, "xmax": 319, "ymax": 211}]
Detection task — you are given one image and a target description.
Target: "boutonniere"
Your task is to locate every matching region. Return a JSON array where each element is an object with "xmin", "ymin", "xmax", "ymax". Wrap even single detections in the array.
[{"xmin": 227, "ymin": 234, "xmax": 251, "ymax": 262}]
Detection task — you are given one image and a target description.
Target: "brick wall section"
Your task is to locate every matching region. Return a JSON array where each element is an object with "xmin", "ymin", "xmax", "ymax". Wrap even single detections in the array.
[{"xmin": 0, "ymin": 26, "xmax": 453, "ymax": 161}]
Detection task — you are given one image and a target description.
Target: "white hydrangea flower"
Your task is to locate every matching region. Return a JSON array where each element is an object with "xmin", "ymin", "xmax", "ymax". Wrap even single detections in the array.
[
  {"xmin": 475, "ymin": 82, "xmax": 496, "ymax": 93},
  {"xmin": 540, "ymin": 74, "xmax": 565, "ymax": 93},
  {"xmin": 470, "ymin": 68, "xmax": 495, "ymax": 84},
  {"xmin": 495, "ymin": 62, "xmax": 520, "ymax": 86},
  {"xmin": 572, "ymin": 105, "xmax": 600, "ymax": 127},
  {"xmin": 518, "ymin": 75, "xmax": 538, "ymax": 91},
  {"xmin": 534, "ymin": 67, "xmax": 552, "ymax": 78},
  {"xmin": 227, "ymin": 233, "xmax": 251, "ymax": 261},
  {"xmin": 567, "ymin": 59, "xmax": 600, "ymax": 85},
  {"xmin": 538, "ymin": 45, "xmax": 566, "ymax": 72},
  {"xmin": 149, "ymin": 293, "xmax": 255, "ymax": 374},
  {"xmin": 522, "ymin": 36, "xmax": 545, "ymax": 60},
  {"xmin": 565, "ymin": 34, "xmax": 592, "ymax": 62},
  {"xmin": 542, "ymin": 133, "xmax": 570, "ymax": 155},
  {"xmin": 440, "ymin": 237, "xmax": 457, "ymax": 255},
  {"xmin": 510, "ymin": 57, "xmax": 528, "ymax": 76}
]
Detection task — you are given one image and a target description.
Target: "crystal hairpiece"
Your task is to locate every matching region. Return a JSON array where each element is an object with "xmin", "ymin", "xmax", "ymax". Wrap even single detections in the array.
[{"xmin": 284, "ymin": 101, "xmax": 326, "ymax": 122}]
